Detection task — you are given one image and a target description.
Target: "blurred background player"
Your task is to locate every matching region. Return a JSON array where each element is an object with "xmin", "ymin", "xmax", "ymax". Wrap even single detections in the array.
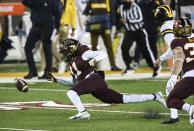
[
  {"xmin": 74, "ymin": 0, "xmax": 88, "ymax": 41},
  {"xmin": 166, "ymin": 17, "xmax": 194, "ymax": 125},
  {"xmin": 0, "ymin": 22, "xmax": 13, "ymax": 64},
  {"xmin": 83, "ymin": 0, "xmax": 121, "ymax": 71},
  {"xmin": 39, "ymin": 0, "xmax": 77, "ymax": 77},
  {"xmin": 154, "ymin": 5, "xmax": 179, "ymax": 124},
  {"xmin": 57, "ymin": 38, "xmax": 167, "ymax": 120},
  {"xmin": 39, "ymin": 42, "xmax": 65, "ymax": 76},
  {"xmin": 111, "ymin": 0, "xmax": 123, "ymax": 58},
  {"xmin": 22, "ymin": 0, "xmax": 62, "ymax": 79},
  {"xmin": 133, "ymin": 0, "xmax": 164, "ymax": 70},
  {"xmin": 59, "ymin": 0, "xmax": 76, "ymax": 42},
  {"xmin": 118, "ymin": 0, "xmax": 160, "ymax": 77}
]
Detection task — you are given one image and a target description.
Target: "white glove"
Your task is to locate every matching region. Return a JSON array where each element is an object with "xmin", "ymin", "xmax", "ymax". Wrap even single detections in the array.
[
  {"xmin": 166, "ymin": 75, "xmax": 177, "ymax": 95},
  {"xmin": 88, "ymin": 59, "xmax": 96, "ymax": 67}
]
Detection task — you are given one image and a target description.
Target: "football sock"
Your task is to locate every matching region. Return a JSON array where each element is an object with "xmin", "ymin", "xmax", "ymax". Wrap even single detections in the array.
[
  {"xmin": 170, "ymin": 108, "xmax": 178, "ymax": 119},
  {"xmin": 67, "ymin": 90, "xmax": 85, "ymax": 113},
  {"xmin": 182, "ymin": 103, "xmax": 190, "ymax": 112},
  {"xmin": 123, "ymin": 94, "xmax": 154, "ymax": 103}
]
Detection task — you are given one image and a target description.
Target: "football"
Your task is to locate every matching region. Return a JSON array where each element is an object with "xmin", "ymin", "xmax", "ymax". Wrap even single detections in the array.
[{"xmin": 14, "ymin": 78, "xmax": 28, "ymax": 92}]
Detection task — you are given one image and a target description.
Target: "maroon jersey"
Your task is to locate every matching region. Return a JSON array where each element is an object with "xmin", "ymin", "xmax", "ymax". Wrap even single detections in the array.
[
  {"xmin": 69, "ymin": 45, "xmax": 95, "ymax": 81},
  {"xmin": 171, "ymin": 36, "xmax": 194, "ymax": 73}
]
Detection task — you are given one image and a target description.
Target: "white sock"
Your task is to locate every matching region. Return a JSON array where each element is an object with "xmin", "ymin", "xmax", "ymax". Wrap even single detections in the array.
[
  {"xmin": 170, "ymin": 108, "xmax": 178, "ymax": 119},
  {"xmin": 67, "ymin": 90, "xmax": 85, "ymax": 113},
  {"xmin": 182, "ymin": 103, "xmax": 190, "ymax": 112},
  {"xmin": 123, "ymin": 94, "xmax": 154, "ymax": 103}
]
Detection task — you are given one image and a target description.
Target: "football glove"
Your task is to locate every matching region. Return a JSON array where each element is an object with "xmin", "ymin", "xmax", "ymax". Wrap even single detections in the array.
[
  {"xmin": 88, "ymin": 59, "xmax": 97, "ymax": 67},
  {"xmin": 166, "ymin": 75, "xmax": 177, "ymax": 95}
]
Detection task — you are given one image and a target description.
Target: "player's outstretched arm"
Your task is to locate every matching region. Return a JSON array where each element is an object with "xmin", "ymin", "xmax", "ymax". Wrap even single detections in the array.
[
  {"xmin": 166, "ymin": 47, "xmax": 185, "ymax": 93},
  {"xmin": 46, "ymin": 73, "xmax": 76, "ymax": 87},
  {"xmin": 57, "ymin": 77, "xmax": 77, "ymax": 87}
]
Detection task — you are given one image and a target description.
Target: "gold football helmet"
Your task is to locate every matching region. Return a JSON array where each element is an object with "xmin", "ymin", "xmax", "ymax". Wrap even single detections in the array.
[{"xmin": 173, "ymin": 17, "xmax": 192, "ymax": 37}]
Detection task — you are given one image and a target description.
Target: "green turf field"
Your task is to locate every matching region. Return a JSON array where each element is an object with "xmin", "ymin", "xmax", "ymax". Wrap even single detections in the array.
[{"xmin": 0, "ymin": 79, "xmax": 194, "ymax": 131}]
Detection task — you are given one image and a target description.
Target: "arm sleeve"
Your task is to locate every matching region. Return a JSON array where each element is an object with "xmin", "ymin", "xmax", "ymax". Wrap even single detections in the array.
[
  {"xmin": 163, "ymin": 33, "xmax": 175, "ymax": 47},
  {"xmin": 159, "ymin": 48, "xmax": 173, "ymax": 61},
  {"xmin": 57, "ymin": 79, "xmax": 73, "ymax": 86},
  {"xmin": 160, "ymin": 21, "xmax": 175, "ymax": 47},
  {"xmin": 57, "ymin": 76, "xmax": 77, "ymax": 87},
  {"xmin": 82, "ymin": 50, "xmax": 107, "ymax": 62}
]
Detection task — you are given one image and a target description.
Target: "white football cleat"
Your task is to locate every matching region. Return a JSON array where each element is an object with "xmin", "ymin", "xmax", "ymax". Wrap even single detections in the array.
[
  {"xmin": 189, "ymin": 105, "xmax": 194, "ymax": 125},
  {"xmin": 69, "ymin": 111, "xmax": 90, "ymax": 120},
  {"xmin": 39, "ymin": 70, "xmax": 44, "ymax": 77},
  {"xmin": 154, "ymin": 91, "xmax": 167, "ymax": 108}
]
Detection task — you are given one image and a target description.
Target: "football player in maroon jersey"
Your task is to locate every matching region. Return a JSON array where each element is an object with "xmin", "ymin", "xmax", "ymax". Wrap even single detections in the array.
[
  {"xmin": 165, "ymin": 17, "xmax": 194, "ymax": 125},
  {"xmin": 58, "ymin": 38, "xmax": 167, "ymax": 120}
]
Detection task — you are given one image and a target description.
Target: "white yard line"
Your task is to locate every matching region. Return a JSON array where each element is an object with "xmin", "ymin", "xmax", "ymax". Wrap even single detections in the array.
[
  {"xmin": 1, "ymin": 87, "xmax": 194, "ymax": 98},
  {"xmin": 0, "ymin": 128, "xmax": 47, "ymax": 131},
  {"xmin": 1, "ymin": 104, "xmax": 189, "ymax": 116},
  {"xmin": 0, "ymin": 87, "xmax": 192, "ymax": 117}
]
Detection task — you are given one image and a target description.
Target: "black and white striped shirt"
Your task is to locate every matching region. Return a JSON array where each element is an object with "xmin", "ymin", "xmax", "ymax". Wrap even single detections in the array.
[{"xmin": 119, "ymin": 2, "xmax": 144, "ymax": 31}]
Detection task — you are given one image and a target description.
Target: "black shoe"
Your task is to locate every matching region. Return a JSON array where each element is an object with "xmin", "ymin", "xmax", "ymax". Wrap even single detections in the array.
[
  {"xmin": 111, "ymin": 66, "xmax": 122, "ymax": 71},
  {"xmin": 160, "ymin": 118, "xmax": 179, "ymax": 124},
  {"xmin": 152, "ymin": 66, "xmax": 161, "ymax": 77},
  {"xmin": 38, "ymin": 72, "xmax": 52, "ymax": 79},
  {"xmin": 24, "ymin": 72, "xmax": 38, "ymax": 79}
]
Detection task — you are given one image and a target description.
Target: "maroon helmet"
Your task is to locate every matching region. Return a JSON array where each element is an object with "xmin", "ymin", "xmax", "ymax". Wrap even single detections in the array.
[{"xmin": 59, "ymin": 38, "xmax": 81, "ymax": 59}]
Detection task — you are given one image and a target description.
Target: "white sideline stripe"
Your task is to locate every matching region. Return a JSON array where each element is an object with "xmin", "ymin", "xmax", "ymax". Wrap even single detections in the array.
[
  {"xmin": 1, "ymin": 87, "xmax": 194, "ymax": 99},
  {"xmin": 0, "ymin": 128, "xmax": 47, "ymax": 131},
  {"xmin": 10, "ymin": 105, "xmax": 189, "ymax": 116}
]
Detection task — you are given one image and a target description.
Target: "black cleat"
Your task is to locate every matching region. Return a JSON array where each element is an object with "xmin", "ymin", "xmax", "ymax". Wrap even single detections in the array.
[
  {"xmin": 160, "ymin": 118, "xmax": 179, "ymax": 124},
  {"xmin": 111, "ymin": 66, "xmax": 122, "ymax": 71},
  {"xmin": 24, "ymin": 72, "xmax": 38, "ymax": 79}
]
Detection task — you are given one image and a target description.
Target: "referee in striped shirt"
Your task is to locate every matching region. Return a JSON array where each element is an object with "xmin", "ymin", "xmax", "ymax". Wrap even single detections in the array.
[{"xmin": 119, "ymin": 0, "xmax": 160, "ymax": 77}]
